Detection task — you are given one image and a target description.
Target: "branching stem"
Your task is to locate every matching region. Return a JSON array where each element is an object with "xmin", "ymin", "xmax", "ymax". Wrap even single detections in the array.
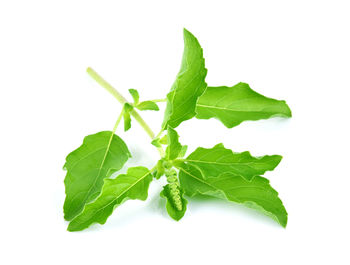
[{"xmin": 87, "ymin": 67, "xmax": 165, "ymax": 157}]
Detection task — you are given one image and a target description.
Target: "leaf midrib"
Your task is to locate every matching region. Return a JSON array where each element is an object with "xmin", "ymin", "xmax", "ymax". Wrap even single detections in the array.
[
  {"xmin": 81, "ymin": 133, "xmax": 118, "ymax": 209},
  {"xmin": 82, "ymin": 170, "xmax": 151, "ymax": 222},
  {"xmin": 185, "ymin": 159, "xmax": 261, "ymax": 166},
  {"xmin": 196, "ymin": 103, "xmax": 281, "ymax": 113},
  {"xmin": 177, "ymin": 164, "xmax": 218, "ymax": 191},
  {"xmin": 178, "ymin": 165, "xmax": 283, "ymax": 218}
]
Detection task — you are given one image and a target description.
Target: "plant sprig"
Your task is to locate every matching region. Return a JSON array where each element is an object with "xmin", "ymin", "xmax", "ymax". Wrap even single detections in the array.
[{"xmin": 63, "ymin": 28, "xmax": 292, "ymax": 231}]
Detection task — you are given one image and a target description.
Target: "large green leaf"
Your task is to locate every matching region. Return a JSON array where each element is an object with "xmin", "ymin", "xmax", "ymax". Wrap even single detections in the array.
[
  {"xmin": 63, "ymin": 131, "xmax": 131, "ymax": 221},
  {"xmin": 162, "ymin": 28, "xmax": 207, "ymax": 129},
  {"xmin": 196, "ymin": 83, "xmax": 292, "ymax": 128},
  {"xmin": 176, "ymin": 143, "xmax": 282, "ymax": 181},
  {"xmin": 160, "ymin": 184, "xmax": 188, "ymax": 221},
  {"xmin": 165, "ymin": 126, "xmax": 183, "ymax": 160},
  {"xmin": 68, "ymin": 167, "xmax": 153, "ymax": 231},
  {"xmin": 177, "ymin": 163, "xmax": 287, "ymax": 227}
]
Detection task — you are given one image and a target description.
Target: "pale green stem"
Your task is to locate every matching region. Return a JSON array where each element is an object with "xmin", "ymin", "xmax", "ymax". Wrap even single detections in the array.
[
  {"xmin": 87, "ymin": 67, "xmax": 128, "ymax": 104},
  {"xmin": 129, "ymin": 109, "xmax": 154, "ymax": 138},
  {"xmin": 112, "ymin": 108, "xmax": 124, "ymax": 133},
  {"xmin": 87, "ymin": 67, "xmax": 165, "ymax": 157}
]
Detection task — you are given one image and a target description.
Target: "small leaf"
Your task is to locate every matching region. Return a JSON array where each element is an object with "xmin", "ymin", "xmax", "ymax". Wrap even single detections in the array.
[
  {"xmin": 162, "ymin": 28, "xmax": 207, "ymax": 129},
  {"xmin": 177, "ymin": 163, "xmax": 287, "ymax": 227},
  {"xmin": 63, "ymin": 131, "xmax": 131, "ymax": 221},
  {"xmin": 196, "ymin": 83, "xmax": 292, "ymax": 128},
  {"xmin": 136, "ymin": 101, "xmax": 159, "ymax": 111},
  {"xmin": 128, "ymin": 89, "xmax": 139, "ymax": 104},
  {"xmin": 123, "ymin": 103, "xmax": 133, "ymax": 131},
  {"xmin": 160, "ymin": 184, "xmax": 188, "ymax": 221},
  {"xmin": 123, "ymin": 111, "xmax": 131, "ymax": 131},
  {"xmin": 151, "ymin": 138, "xmax": 161, "ymax": 148},
  {"xmin": 159, "ymin": 135, "xmax": 168, "ymax": 145},
  {"xmin": 165, "ymin": 126, "xmax": 183, "ymax": 160},
  {"xmin": 68, "ymin": 167, "xmax": 153, "ymax": 231},
  {"xmin": 124, "ymin": 103, "xmax": 134, "ymax": 112},
  {"xmin": 177, "ymin": 143, "xmax": 282, "ymax": 181},
  {"xmin": 154, "ymin": 159, "xmax": 165, "ymax": 179}
]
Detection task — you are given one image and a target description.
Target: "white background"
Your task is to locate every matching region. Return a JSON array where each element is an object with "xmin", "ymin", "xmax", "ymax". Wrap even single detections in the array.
[{"xmin": 1, "ymin": 0, "xmax": 349, "ymax": 264}]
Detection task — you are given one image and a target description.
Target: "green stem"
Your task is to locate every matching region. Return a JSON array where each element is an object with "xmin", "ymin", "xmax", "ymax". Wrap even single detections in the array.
[
  {"xmin": 87, "ymin": 67, "xmax": 128, "ymax": 104},
  {"xmin": 112, "ymin": 108, "xmax": 124, "ymax": 133},
  {"xmin": 87, "ymin": 67, "xmax": 165, "ymax": 157},
  {"xmin": 129, "ymin": 109, "xmax": 154, "ymax": 138}
]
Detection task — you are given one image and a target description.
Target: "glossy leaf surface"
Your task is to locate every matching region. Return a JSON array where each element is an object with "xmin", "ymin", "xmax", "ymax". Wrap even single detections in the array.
[
  {"xmin": 68, "ymin": 167, "xmax": 152, "ymax": 231},
  {"xmin": 196, "ymin": 83, "xmax": 291, "ymax": 128},
  {"xmin": 63, "ymin": 131, "xmax": 131, "ymax": 220},
  {"xmin": 179, "ymin": 143, "xmax": 282, "ymax": 181},
  {"xmin": 162, "ymin": 29, "xmax": 207, "ymax": 129},
  {"xmin": 177, "ymin": 163, "xmax": 287, "ymax": 227}
]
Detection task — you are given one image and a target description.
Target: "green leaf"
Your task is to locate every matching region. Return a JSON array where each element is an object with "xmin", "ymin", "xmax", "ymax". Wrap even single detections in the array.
[
  {"xmin": 63, "ymin": 131, "xmax": 131, "ymax": 221},
  {"xmin": 68, "ymin": 167, "xmax": 153, "ymax": 231},
  {"xmin": 165, "ymin": 126, "xmax": 183, "ymax": 160},
  {"xmin": 153, "ymin": 159, "xmax": 165, "ymax": 179},
  {"xmin": 128, "ymin": 89, "xmax": 139, "ymax": 104},
  {"xmin": 196, "ymin": 83, "xmax": 292, "ymax": 128},
  {"xmin": 160, "ymin": 184, "xmax": 188, "ymax": 221},
  {"xmin": 151, "ymin": 138, "xmax": 162, "ymax": 148},
  {"xmin": 159, "ymin": 135, "xmax": 168, "ymax": 145},
  {"xmin": 162, "ymin": 28, "xmax": 207, "ymax": 129},
  {"xmin": 136, "ymin": 101, "xmax": 159, "ymax": 111},
  {"xmin": 177, "ymin": 163, "xmax": 287, "ymax": 227},
  {"xmin": 123, "ymin": 103, "xmax": 133, "ymax": 131},
  {"xmin": 123, "ymin": 111, "xmax": 131, "ymax": 131},
  {"xmin": 177, "ymin": 143, "xmax": 282, "ymax": 181},
  {"xmin": 178, "ymin": 145, "xmax": 188, "ymax": 158}
]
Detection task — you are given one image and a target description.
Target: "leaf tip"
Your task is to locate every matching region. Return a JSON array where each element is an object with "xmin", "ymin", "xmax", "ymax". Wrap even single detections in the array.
[
  {"xmin": 183, "ymin": 27, "xmax": 190, "ymax": 35},
  {"xmin": 214, "ymin": 143, "xmax": 225, "ymax": 149},
  {"xmin": 67, "ymin": 222, "xmax": 80, "ymax": 232},
  {"xmin": 63, "ymin": 205, "xmax": 76, "ymax": 222},
  {"xmin": 183, "ymin": 28, "xmax": 197, "ymax": 41},
  {"xmin": 284, "ymin": 101, "xmax": 292, "ymax": 117},
  {"xmin": 280, "ymin": 214, "xmax": 288, "ymax": 228}
]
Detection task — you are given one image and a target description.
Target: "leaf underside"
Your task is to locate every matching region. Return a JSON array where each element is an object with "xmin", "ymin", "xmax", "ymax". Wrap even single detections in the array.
[
  {"xmin": 68, "ymin": 167, "xmax": 152, "ymax": 231},
  {"xmin": 63, "ymin": 131, "xmax": 131, "ymax": 221},
  {"xmin": 162, "ymin": 28, "xmax": 208, "ymax": 129},
  {"xmin": 177, "ymin": 163, "xmax": 287, "ymax": 227},
  {"xmin": 196, "ymin": 83, "xmax": 292, "ymax": 128}
]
